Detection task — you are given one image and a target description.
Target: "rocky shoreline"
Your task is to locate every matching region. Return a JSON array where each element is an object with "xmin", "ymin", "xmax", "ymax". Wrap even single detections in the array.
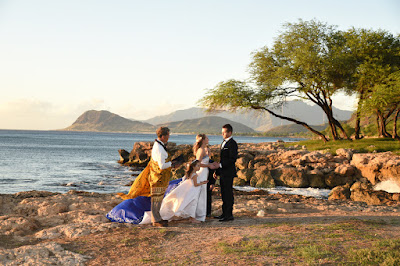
[
  {"xmin": 1, "ymin": 141, "xmax": 400, "ymax": 265},
  {"xmin": 1, "ymin": 188, "xmax": 399, "ymax": 265},
  {"xmin": 120, "ymin": 141, "xmax": 400, "ymax": 205}
]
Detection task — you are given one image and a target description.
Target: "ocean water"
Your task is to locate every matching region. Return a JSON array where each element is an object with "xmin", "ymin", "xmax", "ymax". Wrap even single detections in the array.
[{"xmin": 0, "ymin": 130, "xmax": 305, "ymax": 194}]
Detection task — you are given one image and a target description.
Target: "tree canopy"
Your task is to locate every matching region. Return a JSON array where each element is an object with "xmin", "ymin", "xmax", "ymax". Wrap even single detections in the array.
[
  {"xmin": 199, "ymin": 19, "xmax": 400, "ymax": 141},
  {"xmin": 341, "ymin": 29, "xmax": 400, "ymax": 139}
]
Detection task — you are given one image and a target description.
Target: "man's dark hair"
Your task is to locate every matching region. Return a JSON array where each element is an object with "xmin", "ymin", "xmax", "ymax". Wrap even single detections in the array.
[
  {"xmin": 156, "ymin": 127, "xmax": 170, "ymax": 138},
  {"xmin": 222, "ymin": 124, "xmax": 233, "ymax": 133}
]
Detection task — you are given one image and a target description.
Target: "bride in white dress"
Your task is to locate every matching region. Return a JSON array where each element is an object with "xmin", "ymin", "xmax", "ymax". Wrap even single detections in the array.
[{"xmin": 140, "ymin": 134, "xmax": 218, "ymax": 224}]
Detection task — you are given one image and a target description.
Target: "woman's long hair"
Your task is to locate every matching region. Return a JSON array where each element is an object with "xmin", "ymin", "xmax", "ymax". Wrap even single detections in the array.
[
  {"xmin": 193, "ymin": 134, "xmax": 206, "ymax": 155},
  {"xmin": 185, "ymin": 159, "xmax": 199, "ymax": 178}
]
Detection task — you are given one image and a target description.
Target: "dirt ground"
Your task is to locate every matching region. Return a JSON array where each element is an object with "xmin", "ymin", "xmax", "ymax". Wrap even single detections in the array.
[{"xmin": 56, "ymin": 191, "xmax": 400, "ymax": 265}]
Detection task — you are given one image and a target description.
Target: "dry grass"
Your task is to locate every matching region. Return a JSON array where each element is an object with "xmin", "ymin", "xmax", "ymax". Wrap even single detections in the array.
[{"xmin": 58, "ymin": 217, "xmax": 400, "ymax": 265}]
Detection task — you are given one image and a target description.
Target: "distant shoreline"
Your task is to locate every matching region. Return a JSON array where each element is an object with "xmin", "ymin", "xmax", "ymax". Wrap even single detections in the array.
[{"xmin": 0, "ymin": 128, "xmax": 307, "ymax": 139}]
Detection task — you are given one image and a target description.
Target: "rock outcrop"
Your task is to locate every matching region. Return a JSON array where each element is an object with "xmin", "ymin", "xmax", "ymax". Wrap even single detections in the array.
[
  {"xmin": 121, "ymin": 141, "xmax": 400, "ymax": 205},
  {"xmin": 0, "ymin": 191, "xmax": 122, "ymax": 240}
]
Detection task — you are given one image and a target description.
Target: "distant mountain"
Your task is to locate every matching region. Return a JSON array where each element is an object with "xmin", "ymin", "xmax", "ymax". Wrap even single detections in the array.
[
  {"xmin": 157, "ymin": 116, "xmax": 255, "ymax": 134},
  {"xmin": 267, "ymin": 100, "xmax": 352, "ymax": 129},
  {"xmin": 143, "ymin": 107, "xmax": 272, "ymax": 130},
  {"xmin": 64, "ymin": 110, "xmax": 155, "ymax": 132},
  {"xmin": 264, "ymin": 123, "xmax": 328, "ymax": 137},
  {"xmin": 142, "ymin": 101, "xmax": 353, "ymax": 132}
]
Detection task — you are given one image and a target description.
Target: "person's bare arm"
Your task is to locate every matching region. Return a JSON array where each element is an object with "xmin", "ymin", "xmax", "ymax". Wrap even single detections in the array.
[{"xmin": 192, "ymin": 174, "xmax": 208, "ymax": 187}]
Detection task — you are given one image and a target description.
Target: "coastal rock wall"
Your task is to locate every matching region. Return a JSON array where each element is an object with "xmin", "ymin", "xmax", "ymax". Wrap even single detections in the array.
[{"xmin": 121, "ymin": 141, "xmax": 400, "ymax": 205}]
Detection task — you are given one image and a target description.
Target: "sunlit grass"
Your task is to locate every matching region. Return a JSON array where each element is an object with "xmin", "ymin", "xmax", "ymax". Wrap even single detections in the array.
[
  {"xmin": 285, "ymin": 138, "xmax": 400, "ymax": 155},
  {"xmin": 347, "ymin": 240, "xmax": 400, "ymax": 265},
  {"xmin": 215, "ymin": 220, "xmax": 400, "ymax": 264}
]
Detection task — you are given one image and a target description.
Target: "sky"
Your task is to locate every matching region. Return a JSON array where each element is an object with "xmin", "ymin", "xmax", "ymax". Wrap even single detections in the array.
[{"xmin": 0, "ymin": 0, "xmax": 399, "ymax": 130}]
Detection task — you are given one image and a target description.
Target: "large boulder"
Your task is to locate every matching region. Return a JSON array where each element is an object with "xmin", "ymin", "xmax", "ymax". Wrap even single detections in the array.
[
  {"xmin": 237, "ymin": 169, "xmax": 254, "ymax": 183},
  {"xmin": 236, "ymin": 153, "xmax": 254, "ymax": 170},
  {"xmin": 351, "ymin": 152, "xmax": 400, "ymax": 185},
  {"xmin": 328, "ymin": 185, "xmax": 351, "ymax": 200},
  {"xmin": 250, "ymin": 166, "xmax": 275, "ymax": 188},
  {"xmin": 272, "ymin": 167, "xmax": 309, "ymax": 188},
  {"xmin": 307, "ymin": 169, "xmax": 326, "ymax": 188},
  {"xmin": 118, "ymin": 149, "xmax": 130, "ymax": 163},
  {"xmin": 350, "ymin": 188, "xmax": 397, "ymax": 205},
  {"xmin": 249, "ymin": 154, "xmax": 270, "ymax": 169},
  {"xmin": 300, "ymin": 151, "xmax": 331, "ymax": 164},
  {"xmin": 128, "ymin": 141, "xmax": 153, "ymax": 166},
  {"xmin": 324, "ymin": 172, "xmax": 354, "ymax": 188},
  {"xmin": 233, "ymin": 177, "xmax": 246, "ymax": 186},
  {"xmin": 280, "ymin": 150, "xmax": 309, "ymax": 161},
  {"xmin": 350, "ymin": 181, "xmax": 372, "ymax": 191},
  {"xmin": 334, "ymin": 164, "xmax": 356, "ymax": 176},
  {"xmin": 336, "ymin": 148, "xmax": 354, "ymax": 160},
  {"xmin": 380, "ymin": 159, "xmax": 400, "ymax": 184}
]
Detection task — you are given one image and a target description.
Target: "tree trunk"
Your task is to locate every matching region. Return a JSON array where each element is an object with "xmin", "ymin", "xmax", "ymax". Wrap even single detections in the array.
[
  {"xmin": 354, "ymin": 114, "xmax": 362, "ymax": 139},
  {"xmin": 393, "ymin": 108, "xmax": 400, "ymax": 141},
  {"xmin": 376, "ymin": 113, "xmax": 384, "ymax": 137},
  {"xmin": 316, "ymin": 101, "xmax": 339, "ymax": 140},
  {"xmin": 333, "ymin": 117, "xmax": 352, "ymax": 140},
  {"xmin": 328, "ymin": 119, "xmax": 339, "ymax": 140},
  {"xmin": 382, "ymin": 106, "xmax": 396, "ymax": 138},
  {"xmin": 253, "ymin": 106, "xmax": 329, "ymax": 142},
  {"xmin": 376, "ymin": 111, "xmax": 392, "ymax": 138},
  {"xmin": 354, "ymin": 91, "xmax": 365, "ymax": 140}
]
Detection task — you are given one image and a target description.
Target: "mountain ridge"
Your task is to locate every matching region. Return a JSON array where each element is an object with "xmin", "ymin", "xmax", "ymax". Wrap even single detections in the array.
[
  {"xmin": 142, "ymin": 101, "xmax": 353, "ymax": 131},
  {"xmin": 63, "ymin": 110, "xmax": 254, "ymax": 134},
  {"xmin": 64, "ymin": 110, "xmax": 156, "ymax": 133},
  {"xmin": 64, "ymin": 101, "xmax": 354, "ymax": 135},
  {"xmin": 158, "ymin": 116, "xmax": 255, "ymax": 134}
]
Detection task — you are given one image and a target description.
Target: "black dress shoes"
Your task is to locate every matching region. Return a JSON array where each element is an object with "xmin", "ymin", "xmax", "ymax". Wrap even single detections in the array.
[
  {"xmin": 219, "ymin": 216, "xmax": 234, "ymax": 222},
  {"xmin": 214, "ymin": 214, "xmax": 225, "ymax": 219}
]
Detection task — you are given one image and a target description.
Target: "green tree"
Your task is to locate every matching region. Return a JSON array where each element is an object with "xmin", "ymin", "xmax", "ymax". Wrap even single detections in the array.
[
  {"xmin": 342, "ymin": 29, "xmax": 400, "ymax": 139},
  {"xmin": 360, "ymin": 71, "xmax": 400, "ymax": 140},
  {"xmin": 200, "ymin": 19, "xmax": 351, "ymax": 142}
]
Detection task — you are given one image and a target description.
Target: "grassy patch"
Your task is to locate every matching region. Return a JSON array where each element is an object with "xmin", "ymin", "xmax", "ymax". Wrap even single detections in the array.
[
  {"xmin": 295, "ymin": 244, "xmax": 334, "ymax": 264},
  {"xmin": 217, "ymin": 236, "xmax": 285, "ymax": 257},
  {"xmin": 347, "ymin": 240, "xmax": 400, "ymax": 265},
  {"xmin": 214, "ymin": 219, "xmax": 400, "ymax": 264},
  {"xmin": 254, "ymin": 222, "xmax": 297, "ymax": 228},
  {"xmin": 285, "ymin": 138, "xmax": 400, "ymax": 155}
]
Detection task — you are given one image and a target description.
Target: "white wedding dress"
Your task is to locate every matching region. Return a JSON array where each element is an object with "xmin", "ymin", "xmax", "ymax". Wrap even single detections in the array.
[{"xmin": 140, "ymin": 155, "xmax": 209, "ymax": 224}]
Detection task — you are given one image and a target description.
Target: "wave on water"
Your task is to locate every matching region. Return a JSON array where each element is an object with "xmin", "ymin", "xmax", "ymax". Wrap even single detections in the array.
[
  {"xmin": 234, "ymin": 186, "xmax": 331, "ymax": 199},
  {"xmin": 374, "ymin": 180, "xmax": 400, "ymax": 193}
]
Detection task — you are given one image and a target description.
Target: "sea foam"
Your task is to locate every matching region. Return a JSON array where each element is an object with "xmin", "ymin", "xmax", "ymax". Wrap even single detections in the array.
[{"xmin": 374, "ymin": 180, "xmax": 400, "ymax": 193}]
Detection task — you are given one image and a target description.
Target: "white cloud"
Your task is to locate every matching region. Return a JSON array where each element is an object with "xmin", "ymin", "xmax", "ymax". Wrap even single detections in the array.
[
  {"xmin": 115, "ymin": 101, "xmax": 189, "ymax": 121},
  {"xmin": 0, "ymin": 98, "xmax": 111, "ymax": 130},
  {"xmin": 0, "ymin": 98, "xmax": 191, "ymax": 130}
]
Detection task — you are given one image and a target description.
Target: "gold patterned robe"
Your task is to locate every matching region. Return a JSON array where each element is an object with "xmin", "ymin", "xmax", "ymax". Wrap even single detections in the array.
[{"xmin": 117, "ymin": 158, "xmax": 172, "ymax": 201}]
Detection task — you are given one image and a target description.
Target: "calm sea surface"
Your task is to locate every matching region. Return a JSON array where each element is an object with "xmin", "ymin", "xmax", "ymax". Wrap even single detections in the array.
[{"xmin": 0, "ymin": 130, "xmax": 304, "ymax": 194}]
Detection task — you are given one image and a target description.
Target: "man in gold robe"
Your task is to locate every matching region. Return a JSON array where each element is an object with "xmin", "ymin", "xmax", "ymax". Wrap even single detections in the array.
[{"xmin": 118, "ymin": 127, "xmax": 178, "ymax": 227}]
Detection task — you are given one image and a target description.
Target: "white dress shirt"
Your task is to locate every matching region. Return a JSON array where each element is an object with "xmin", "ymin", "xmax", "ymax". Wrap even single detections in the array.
[
  {"xmin": 151, "ymin": 140, "xmax": 172, "ymax": 170},
  {"xmin": 221, "ymin": 136, "xmax": 232, "ymax": 149}
]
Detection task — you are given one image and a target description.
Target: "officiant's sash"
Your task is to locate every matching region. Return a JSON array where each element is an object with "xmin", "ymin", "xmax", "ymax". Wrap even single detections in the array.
[{"xmin": 117, "ymin": 158, "xmax": 172, "ymax": 200}]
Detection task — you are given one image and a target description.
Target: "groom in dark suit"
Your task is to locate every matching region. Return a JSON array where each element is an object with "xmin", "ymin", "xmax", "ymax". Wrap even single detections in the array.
[{"xmin": 214, "ymin": 124, "xmax": 238, "ymax": 222}]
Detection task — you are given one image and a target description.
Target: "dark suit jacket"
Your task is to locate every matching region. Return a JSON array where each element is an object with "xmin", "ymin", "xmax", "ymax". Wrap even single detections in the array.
[{"xmin": 217, "ymin": 138, "xmax": 238, "ymax": 179}]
